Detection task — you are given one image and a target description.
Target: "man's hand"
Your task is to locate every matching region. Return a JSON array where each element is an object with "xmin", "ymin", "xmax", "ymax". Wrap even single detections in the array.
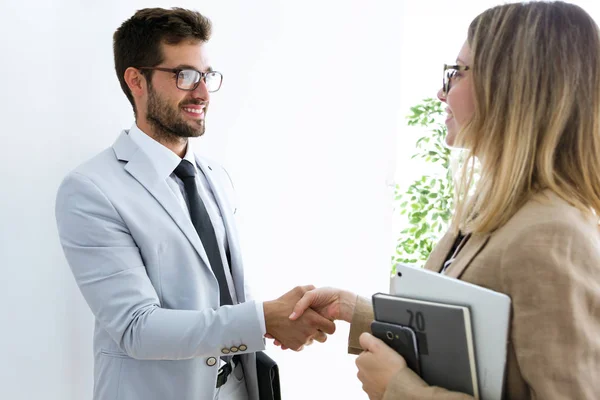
[
  {"xmin": 266, "ymin": 287, "xmax": 357, "ymax": 349},
  {"xmin": 263, "ymin": 285, "xmax": 336, "ymax": 351},
  {"xmin": 356, "ymin": 332, "xmax": 407, "ymax": 400}
]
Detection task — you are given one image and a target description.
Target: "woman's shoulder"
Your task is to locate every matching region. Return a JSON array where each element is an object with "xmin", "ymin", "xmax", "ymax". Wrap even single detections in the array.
[
  {"xmin": 490, "ymin": 190, "xmax": 600, "ymax": 271},
  {"xmin": 501, "ymin": 190, "xmax": 598, "ymax": 237},
  {"xmin": 489, "ymin": 191, "xmax": 600, "ymax": 296}
]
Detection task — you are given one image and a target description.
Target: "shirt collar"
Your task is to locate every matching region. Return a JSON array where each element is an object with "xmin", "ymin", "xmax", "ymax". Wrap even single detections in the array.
[
  {"xmin": 181, "ymin": 138, "xmax": 197, "ymax": 168},
  {"xmin": 128, "ymin": 123, "xmax": 197, "ymax": 179}
]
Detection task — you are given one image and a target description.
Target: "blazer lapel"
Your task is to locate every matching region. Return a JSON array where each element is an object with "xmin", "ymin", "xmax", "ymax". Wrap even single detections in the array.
[
  {"xmin": 195, "ymin": 156, "xmax": 246, "ymax": 302},
  {"xmin": 424, "ymin": 230, "xmax": 456, "ymax": 272},
  {"xmin": 445, "ymin": 233, "xmax": 490, "ymax": 279},
  {"xmin": 423, "ymin": 229, "xmax": 491, "ymax": 279},
  {"xmin": 112, "ymin": 131, "xmax": 212, "ymax": 270}
]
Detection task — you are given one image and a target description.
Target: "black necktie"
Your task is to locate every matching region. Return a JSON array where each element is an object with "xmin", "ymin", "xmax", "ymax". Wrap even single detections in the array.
[{"xmin": 174, "ymin": 160, "xmax": 233, "ymax": 306}]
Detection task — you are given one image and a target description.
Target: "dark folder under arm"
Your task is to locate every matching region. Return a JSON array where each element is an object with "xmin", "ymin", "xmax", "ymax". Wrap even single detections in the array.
[{"xmin": 256, "ymin": 351, "xmax": 280, "ymax": 400}]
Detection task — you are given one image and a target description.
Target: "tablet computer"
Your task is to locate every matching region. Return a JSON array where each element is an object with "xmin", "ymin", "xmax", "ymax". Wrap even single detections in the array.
[{"xmin": 391, "ymin": 264, "xmax": 511, "ymax": 400}]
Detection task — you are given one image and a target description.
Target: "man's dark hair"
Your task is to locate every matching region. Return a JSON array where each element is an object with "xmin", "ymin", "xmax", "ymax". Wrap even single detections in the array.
[{"xmin": 113, "ymin": 8, "xmax": 212, "ymax": 114}]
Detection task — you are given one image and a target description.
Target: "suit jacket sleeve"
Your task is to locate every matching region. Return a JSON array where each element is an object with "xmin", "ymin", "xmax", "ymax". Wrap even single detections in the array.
[
  {"xmin": 55, "ymin": 172, "xmax": 265, "ymax": 360},
  {"xmin": 218, "ymin": 164, "xmax": 267, "ymax": 336},
  {"xmin": 347, "ymin": 296, "xmax": 374, "ymax": 355}
]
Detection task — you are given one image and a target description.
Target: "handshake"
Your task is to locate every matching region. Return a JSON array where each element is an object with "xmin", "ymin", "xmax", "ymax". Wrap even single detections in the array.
[{"xmin": 262, "ymin": 286, "xmax": 357, "ymax": 351}]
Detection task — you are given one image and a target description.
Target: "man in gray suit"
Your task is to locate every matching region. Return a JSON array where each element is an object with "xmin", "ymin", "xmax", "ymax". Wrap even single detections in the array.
[{"xmin": 55, "ymin": 8, "xmax": 334, "ymax": 400}]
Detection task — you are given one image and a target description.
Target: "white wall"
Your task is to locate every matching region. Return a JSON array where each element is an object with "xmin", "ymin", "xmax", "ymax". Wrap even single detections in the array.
[{"xmin": 0, "ymin": 1, "xmax": 402, "ymax": 399}]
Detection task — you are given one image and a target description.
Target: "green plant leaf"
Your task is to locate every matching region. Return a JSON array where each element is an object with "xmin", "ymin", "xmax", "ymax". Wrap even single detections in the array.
[{"xmin": 393, "ymin": 97, "xmax": 456, "ymax": 272}]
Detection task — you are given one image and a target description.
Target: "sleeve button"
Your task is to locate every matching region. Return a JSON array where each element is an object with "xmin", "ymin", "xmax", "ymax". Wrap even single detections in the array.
[{"xmin": 206, "ymin": 357, "xmax": 217, "ymax": 367}]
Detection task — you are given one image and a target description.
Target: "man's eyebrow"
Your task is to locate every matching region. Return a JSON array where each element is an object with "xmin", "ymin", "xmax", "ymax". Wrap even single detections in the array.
[{"xmin": 175, "ymin": 64, "xmax": 214, "ymax": 72}]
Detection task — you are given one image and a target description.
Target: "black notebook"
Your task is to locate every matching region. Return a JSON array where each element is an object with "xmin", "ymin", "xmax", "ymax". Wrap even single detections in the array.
[{"xmin": 372, "ymin": 292, "xmax": 479, "ymax": 398}]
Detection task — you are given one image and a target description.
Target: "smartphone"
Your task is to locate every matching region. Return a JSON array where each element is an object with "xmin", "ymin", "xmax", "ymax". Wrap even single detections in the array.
[{"xmin": 370, "ymin": 320, "xmax": 421, "ymax": 376}]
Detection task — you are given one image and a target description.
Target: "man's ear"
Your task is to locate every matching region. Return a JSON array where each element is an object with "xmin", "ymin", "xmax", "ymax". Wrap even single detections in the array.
[{"xmin": 124, "ymin": 67, "xmax": 146, "ymax": 98}]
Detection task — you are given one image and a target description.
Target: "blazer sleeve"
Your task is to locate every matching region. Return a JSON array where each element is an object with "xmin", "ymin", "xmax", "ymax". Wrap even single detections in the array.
[
  {"xmin": 347, "ymin": 296, "xmax": 375, "ymax": 355},
  {"xmin": 383, "ymin": 369, "xmax": 473, "ymax": 400},
  {"xmin": 55, "ymin": 172, "xmax": 265, "ymax": 361},
  {"xmin": 498, "ymin": 220, "xmax": 600, "ymax": 399}
]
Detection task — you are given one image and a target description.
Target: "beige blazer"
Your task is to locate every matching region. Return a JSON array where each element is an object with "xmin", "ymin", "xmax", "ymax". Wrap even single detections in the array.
[{"xmin": 348, "ymin": 191, "xmax": 600, "ymax": 399}]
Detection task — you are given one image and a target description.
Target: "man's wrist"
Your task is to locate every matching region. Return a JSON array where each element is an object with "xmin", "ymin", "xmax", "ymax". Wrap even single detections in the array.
[{"xmin": 262, "ymin": 300, "xmax": 276, "ymax": 332}]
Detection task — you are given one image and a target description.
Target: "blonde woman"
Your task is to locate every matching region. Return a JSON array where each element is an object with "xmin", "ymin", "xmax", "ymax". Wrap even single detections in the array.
[{"xmin": 284, "ymin": 2, "xmax": 600, "ymax": 399}]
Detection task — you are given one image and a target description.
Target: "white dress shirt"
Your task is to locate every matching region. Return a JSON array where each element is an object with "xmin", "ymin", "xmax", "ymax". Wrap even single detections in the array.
[{"xmin": 128, "ymin": 124, "xmax": 266, "ymax": 340}]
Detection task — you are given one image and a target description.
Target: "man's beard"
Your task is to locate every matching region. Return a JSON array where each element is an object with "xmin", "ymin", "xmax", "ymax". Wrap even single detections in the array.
[{"xmin": 146, "ymin": 85, "xmax": 206, "ymax": 141}]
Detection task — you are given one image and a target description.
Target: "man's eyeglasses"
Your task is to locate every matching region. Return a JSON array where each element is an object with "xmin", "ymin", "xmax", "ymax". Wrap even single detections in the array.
[
  {"xmin": 137, "ymin": 67, "xmax": 223, "ymax": 92},
  {"xmin": 442, "ymin": 64, "xmax": 470, "ymax": 97}
]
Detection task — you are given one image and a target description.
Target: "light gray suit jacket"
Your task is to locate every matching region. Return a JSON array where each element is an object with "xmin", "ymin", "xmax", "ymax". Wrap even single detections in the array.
[{"xmin": 55, "ymin": 130, "xmax": 265, "ymax": 400}]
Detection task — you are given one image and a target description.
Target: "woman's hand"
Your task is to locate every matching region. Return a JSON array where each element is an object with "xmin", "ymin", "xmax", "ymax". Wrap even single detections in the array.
[
  {"xmin": 356, "ymin": 332, "xmax": 407, "ymax": 400},
  {"xmin": 265, "ymin": 287, "xmax": 357, "ymax": 349},
  {"xmin": 289, "ymin": 286, "xmax": 357, "ymax": 322}
]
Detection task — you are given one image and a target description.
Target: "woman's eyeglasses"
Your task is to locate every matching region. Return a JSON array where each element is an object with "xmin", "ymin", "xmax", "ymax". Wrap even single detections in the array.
[{"xmin": 442, "ymin": 64, "xmax": 470, "ymax": 96}]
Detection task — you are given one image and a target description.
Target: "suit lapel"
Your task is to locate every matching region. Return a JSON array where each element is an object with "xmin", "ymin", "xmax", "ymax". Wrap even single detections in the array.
[
  {"xmin": 445, "ymin": 233, "xmax": 490, "ymax": 279},
  {"xmin": 423, "ymin": 229, "xmax": 491, "ymax": 279},
  {"xmin": 195, "ymin": 156, "xmax": 246, "ymax": 302},
  {"xmin": 112, "ymin": 132, "xmax": 212, "ymax": 270},
  {"xmin": 424, "ymin": 230, "xmax": 456, "ymax": 272}
]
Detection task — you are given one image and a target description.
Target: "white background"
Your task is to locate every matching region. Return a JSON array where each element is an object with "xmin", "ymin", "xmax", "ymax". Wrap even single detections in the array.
[{"xmin": 1, "ymin": 1, "xmax": 598, "ymax": 399}]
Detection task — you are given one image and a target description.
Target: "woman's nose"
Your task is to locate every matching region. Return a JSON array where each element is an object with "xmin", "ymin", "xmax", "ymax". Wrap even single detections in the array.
[{"xmin": 437, "ymin": 87, "xmax": 446, "ymax": 103}]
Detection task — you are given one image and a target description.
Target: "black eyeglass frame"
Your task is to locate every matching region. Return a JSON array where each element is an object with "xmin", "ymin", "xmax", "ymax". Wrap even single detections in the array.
[
  {"xmin": 442, "ymin": 64, "xmax": 470, "ymax": 96},
  {"xmin": 137, "ymin": 67, "xmax": 223, "ymax": 92}
]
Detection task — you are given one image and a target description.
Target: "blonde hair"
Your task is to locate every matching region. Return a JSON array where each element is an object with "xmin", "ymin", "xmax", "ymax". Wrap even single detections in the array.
[{"xmin": 452, "ymin": 1, "xmax": 600, "ymax": 234}]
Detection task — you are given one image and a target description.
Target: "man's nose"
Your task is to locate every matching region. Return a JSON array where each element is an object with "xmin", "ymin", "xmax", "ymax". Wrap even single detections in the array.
[{"xmin": 191, "ymin": 79, "xmax": 210, "ymax": 100}]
